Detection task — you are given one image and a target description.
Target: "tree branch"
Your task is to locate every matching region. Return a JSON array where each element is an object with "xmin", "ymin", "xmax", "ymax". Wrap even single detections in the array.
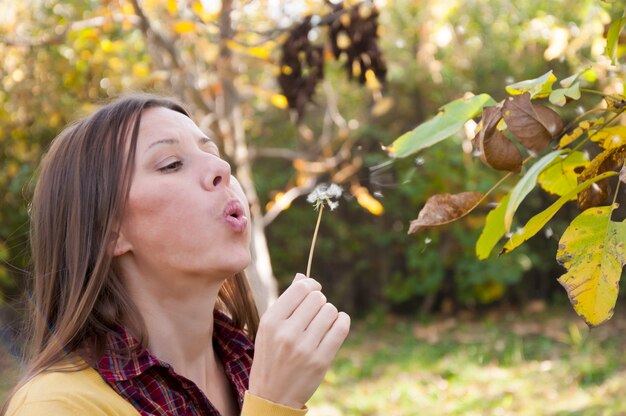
[
  {"xmin": 249, "ymin": 147, "xmax": 300, "ymax": 160},
  {"xmin": 262, "ymin": 178, "xmax": 317, "ymax": 226}
]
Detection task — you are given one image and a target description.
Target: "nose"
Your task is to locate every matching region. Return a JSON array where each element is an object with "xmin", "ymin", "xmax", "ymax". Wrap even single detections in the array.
[{"xmin": 202, "ymin": 155, "xmax": 231, "ymax": 191}]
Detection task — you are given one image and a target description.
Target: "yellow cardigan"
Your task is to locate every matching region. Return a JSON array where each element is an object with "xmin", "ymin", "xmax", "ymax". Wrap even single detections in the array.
[{"xmin": 5, "ymin": 366, "xmax": 307, "ymax": 416}]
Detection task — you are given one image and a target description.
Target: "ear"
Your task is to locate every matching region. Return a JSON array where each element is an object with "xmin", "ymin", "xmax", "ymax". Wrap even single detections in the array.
[{"xmin": 112, "ymin": 230, "xmax": 133, "ymax": 257}]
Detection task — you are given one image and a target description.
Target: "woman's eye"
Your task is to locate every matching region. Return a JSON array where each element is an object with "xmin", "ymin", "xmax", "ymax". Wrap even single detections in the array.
[{"xmin": 158, "ymin": 160, "xmax": 183, "ymax": 172}]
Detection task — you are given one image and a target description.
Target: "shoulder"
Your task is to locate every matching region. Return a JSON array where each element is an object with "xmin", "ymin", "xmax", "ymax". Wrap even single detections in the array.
[{"xmin": 5, "ymin": 366, "xmax": 139, "ymax": 416}]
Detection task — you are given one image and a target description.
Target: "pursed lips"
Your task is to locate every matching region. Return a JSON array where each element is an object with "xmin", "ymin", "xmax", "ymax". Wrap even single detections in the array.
[{"xmin": 222, "ymin": 198, "xmax": 248, "ymax": 232}]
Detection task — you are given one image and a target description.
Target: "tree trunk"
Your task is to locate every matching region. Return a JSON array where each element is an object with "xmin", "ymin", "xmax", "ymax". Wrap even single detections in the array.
[{"xmin": 217, "ymin": 0, "xmax": 277, "ymax": 313}]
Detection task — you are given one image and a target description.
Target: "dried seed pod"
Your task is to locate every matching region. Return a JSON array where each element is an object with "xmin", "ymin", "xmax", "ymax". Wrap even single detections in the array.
[
  {"xmin": 277, "ymin": 17, "xmax": 324, "ymax": 121},
  {"xmin": 329, "ymin": 2, "xmax": 387, "ymax": 86}
]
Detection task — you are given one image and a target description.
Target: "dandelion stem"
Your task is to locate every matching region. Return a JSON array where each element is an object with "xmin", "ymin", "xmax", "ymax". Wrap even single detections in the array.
[{"xmin": 306, "ymin": 205, "xmax": 324, "ymax": 277}]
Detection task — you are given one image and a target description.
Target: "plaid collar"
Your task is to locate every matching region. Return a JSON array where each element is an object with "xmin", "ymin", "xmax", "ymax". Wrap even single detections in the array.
[
  {"xmin": 95, "ymin": 309, "xmax": 254, "ymax": 416},
  {"xmin": 97, "ymin": 309, "xmax": 253, "ymax": 382}
]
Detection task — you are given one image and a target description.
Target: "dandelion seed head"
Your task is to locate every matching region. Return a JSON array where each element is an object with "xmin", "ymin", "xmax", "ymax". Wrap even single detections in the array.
[
  {"xmin": 327, "ymin": 184, "xmax": 343, "ymax": 198},
  {"xmin": 307, "ymin": 183, "xmax": 343, "ymax": 210}
]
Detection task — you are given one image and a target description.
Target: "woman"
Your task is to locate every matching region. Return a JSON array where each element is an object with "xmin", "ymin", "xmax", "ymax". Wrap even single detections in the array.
[{"xmin": 3, "ymin": 94, "xmax": 350, "ymax": 415}]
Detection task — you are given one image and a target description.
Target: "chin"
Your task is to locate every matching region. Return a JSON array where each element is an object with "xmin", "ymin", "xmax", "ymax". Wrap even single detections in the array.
[{"xmin": 224, "ymin": 254, "xmax": 253, "ymax": 275}]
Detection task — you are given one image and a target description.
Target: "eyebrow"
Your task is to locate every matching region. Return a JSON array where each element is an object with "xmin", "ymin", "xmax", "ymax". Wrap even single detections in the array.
[{"xmin": 146, "ymin": 137, "xmax": 215, "ymax": 151}]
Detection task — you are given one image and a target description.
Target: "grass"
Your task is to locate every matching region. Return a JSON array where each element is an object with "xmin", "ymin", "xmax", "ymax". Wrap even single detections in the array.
[
  {"xmin": 1, "ymin": 303, "xmax": 626, "ymax": 415},
  {"xmin": 308, "ymin": 303, "xmax": 626, "ymax": 416}
]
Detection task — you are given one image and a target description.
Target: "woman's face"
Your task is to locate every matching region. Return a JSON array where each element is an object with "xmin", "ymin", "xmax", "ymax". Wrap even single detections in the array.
[{"xmin": 115, "ymin": 106, "xmax": 251, "ymax": 281}]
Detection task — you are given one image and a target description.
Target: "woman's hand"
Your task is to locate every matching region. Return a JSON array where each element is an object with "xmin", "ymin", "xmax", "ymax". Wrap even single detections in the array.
[{"xmin": 248, "ymin": 273, "xmax": 351, "ymax": 409}]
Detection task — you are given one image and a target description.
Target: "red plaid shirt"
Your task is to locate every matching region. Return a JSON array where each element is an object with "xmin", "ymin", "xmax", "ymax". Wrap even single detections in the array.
[{"xmin": 96, "ymin": 309, "xmax": 254, "ymax": 416}]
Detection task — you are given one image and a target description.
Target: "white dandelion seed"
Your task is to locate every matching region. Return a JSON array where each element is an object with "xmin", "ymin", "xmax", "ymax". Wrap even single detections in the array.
[
  {"xmin": 307, "ymin": 183, "xmax": 343, "ymax": 211},
  {"xmin": 305, "ymin": 183, "xmax": 343, "ymax": 277}
]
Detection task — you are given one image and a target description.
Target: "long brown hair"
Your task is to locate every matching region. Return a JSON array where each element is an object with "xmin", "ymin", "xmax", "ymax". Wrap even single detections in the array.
[{"xmin": 18, "ymin": 93, "xmax": 259, "ymax": 382}]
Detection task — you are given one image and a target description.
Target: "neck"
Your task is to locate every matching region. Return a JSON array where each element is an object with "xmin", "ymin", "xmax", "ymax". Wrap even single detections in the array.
[{"xmin": 121, "ymin": 264, "xmax": 226, "ymax": 378}]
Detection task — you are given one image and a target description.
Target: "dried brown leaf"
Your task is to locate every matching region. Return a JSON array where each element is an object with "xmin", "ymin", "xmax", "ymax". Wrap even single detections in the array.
[
  {"xmin": 577, "ymin": 144, "xmax": 626, "ymax": 210},
  {"xmin": 408, "ymin": 192, "xmax": 483, "ymax": 234},
  {"xmin": 534, "ymin": 104, "xmax": 564, "ymax": 138},
  {"xmin": 502, "ymin": 93, "xmax": 562, "ymax": 153},
  {"xmin": 474, "ymin": 106, "xmax": 523, "ymax": 172},
  {"xmin": 604, "ymin": 94, "xmax": 626, "ymax": 113}
]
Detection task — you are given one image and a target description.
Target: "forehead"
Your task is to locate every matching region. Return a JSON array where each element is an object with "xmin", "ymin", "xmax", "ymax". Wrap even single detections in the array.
[{"xmin": 136, "ymin": 106, "xmax": 199, "ymax": 146}]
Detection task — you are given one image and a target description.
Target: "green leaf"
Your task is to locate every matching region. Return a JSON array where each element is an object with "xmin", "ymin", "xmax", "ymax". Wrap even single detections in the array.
[
  {"xmin": 504, "ymin": 149, "xmax": 564, "ymax": 232},
  {"xmin": 385, "ymin": 94, "xmax": 496, "ymax": 158},
  {"xmin": 537, "ymin": 151, "xmax": 589, "ymax": 198},
  {"xmin": 559, "ymin": 68, "xmax": 591, "ymax": 88},
  {"xmin": 557, "ymin": 205, "xmax": 626, "ymax": 326},
  {"xmin": 549, "ymin": 82, "xmax": 581, "ymax": 107},
  {"xmin": 606, "ymin": 16, "xmax": 626, "ymax": 65},
  {"xmin": 505, "ymin": 70, "xmax": 557, "ymax": 99},
  {"xmin": 476, "ymin": 195, "xmax": 510, "ymax": 260},
  {"xmin": 501, "ymin": 171, "xmax": 618, "ymax": 254}
]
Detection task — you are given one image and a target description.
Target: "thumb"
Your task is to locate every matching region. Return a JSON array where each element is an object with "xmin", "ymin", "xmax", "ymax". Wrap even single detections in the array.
[{"xmin": 293, "ymin": 273, "xmax": 307, "ymax": 282}]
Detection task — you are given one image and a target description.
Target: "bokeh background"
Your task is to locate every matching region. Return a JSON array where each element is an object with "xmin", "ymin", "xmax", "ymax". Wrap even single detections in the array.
[{"xmin": 1, "ymin": 0, "xmax": 626, "ymax": 414}]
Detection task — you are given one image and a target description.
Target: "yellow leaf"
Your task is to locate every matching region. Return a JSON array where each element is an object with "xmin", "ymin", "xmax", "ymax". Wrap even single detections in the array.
[
  {"xmin": 166, "ymin": 0, "xmax": 178, "ymax": 15},
  {"xmin": 143, "ymin": 0, "xmax": 160, "ymax": 11},
  {"xmin": 559, "ymin": 117, "xmax": 604, "ymax": 149},
  {"xmin": 557, "ymin": 205, "xmax": 626, "ymax": 326},
  {"xmin": 353, "ymin": 186, "xmax": 384, "ymax": 215},
  {"xmin": 505, "ymin": 71, "xmax": 557, "ymax": 99},
  {"xmin": 247, "ymin": 45, "xmax": 272, "ymax": 61},
  {"xmin": 132, "ymin": 62, "xmax": 150, "ymax": 78},
  {"xmin": 352, "ymin": 60, "xmax": 361, "ymax": 78},
  {"xmin": 537, "ymin": 151, "xmax": 589, "ymax": 198},
  {"xmin": 590, "ymin": 126, "xmax": 626, "ymax": 150},
  {"xmin": 174, "ymin": 20, "xmax": 196, "ymax": 34},
  {"xmin": 365, "ymin": 69, "xmax": 381, "ymax": 91},
  {"xmin": 192, "ymin": 1, "xmax": 203, "ymax": 15},
  {"xmin": 121, "ymin": 2, "xmax": 135, "ymax": 15},
  {"xmin": 265, "ymin": 192, "xmax": 291, "ymax": 212},
  {"xmin": 100, "ymin": 38, "xmax": 113, "ymax": 53},
  {"xmin": 270, "ymin": 94, "xmax": 289, "ymax": 109},
  {"xmin": 107, "ymin": 57, "xmax": 124, "ymax": 72}
]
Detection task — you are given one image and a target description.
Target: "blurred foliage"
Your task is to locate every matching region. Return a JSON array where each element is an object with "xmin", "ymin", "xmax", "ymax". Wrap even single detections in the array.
[{"xmin": 0, "ymin": 0, "xmax": 622, "ymax": 319}]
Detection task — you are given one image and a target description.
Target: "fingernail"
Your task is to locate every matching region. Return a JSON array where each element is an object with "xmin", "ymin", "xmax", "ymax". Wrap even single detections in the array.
[{"xmin": 293, "ymin": 273, "xmax": 306, "ymax": 282}]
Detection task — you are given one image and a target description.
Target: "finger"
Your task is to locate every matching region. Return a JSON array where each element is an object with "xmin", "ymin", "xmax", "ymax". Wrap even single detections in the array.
[
  {"xmin": 303, "ymin": 302, "xmax": 339, "ymax": 345},
  {"xmin": 293, "ymin": 273, "xmax": 307, "ymax": 282},
  {"xmin": 286, "ymin": 290, "xmax": 327, "ymax": 329},
  {"xmin": 267, "ymin": 278, "xmax": 322, "ymax": 320},
  {"xmin": 317, "ymin": 311, "xmax": 350, "ymax": 356}
]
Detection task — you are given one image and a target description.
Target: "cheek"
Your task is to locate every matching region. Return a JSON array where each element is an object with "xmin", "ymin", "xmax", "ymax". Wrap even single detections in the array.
[{"xmin": 122, "ymin": 182, "xmax": 187, "ymax": 242}]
